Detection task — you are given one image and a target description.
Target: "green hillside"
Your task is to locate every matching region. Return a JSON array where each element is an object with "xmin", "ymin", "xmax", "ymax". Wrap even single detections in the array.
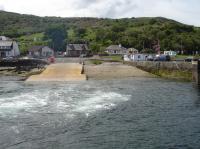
[{"xmin": 0, "ymin": 10, "xmax": 200, "ymax": 54}]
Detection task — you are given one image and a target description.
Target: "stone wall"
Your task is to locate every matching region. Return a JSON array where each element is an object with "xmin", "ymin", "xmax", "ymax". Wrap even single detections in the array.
[
  {"xmin": 124, "ymin": 61, "xmax": 193, "ymax": 71},
  {"xmin": 192, "ymin": 61, "xmax": 200, "ymax": 85},
  {"xmin": 124, "ymin": 61, "xmax": 193, "ymax": 81},
  {"xmin": 0, "ymin": 59, "xmax": 48, "ymax": 70}
]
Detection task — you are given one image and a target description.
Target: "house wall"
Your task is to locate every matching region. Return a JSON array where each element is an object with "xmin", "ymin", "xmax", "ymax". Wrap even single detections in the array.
[
  {"xmin": 41, "ymin": 47, "xmax": 54, "ymax": 57},
  {"xmin": 66, "ymin": 50, "xmax": 87, "ymax": 57},
  {"xmin": 107, "ymin": 49, "xmax": 127, "ymax": 55},
  {"xmin": 12, "ymin": 42, "xmax": 20, "ymax": 56},
  {"xmin": 29, "ymin": 47, "xmax": 54, "ymax": 58},
  {"xmin": 0, "ymin": 42, "xmax": 20, "ymax": 58},
  {"xmin": 68, "ymin": 50, "xmax": 81, "ymax": 57},
  {"xmin": 164, "ymin": 51, "xmax": 177, "ymax": 56},
  {"xmin": 29, "ymin": 51, "xmax": 40, "ymax": 57},
  {"xmin": 130, "ymin": 54, "xmax": 147, "ymax": 61},
  {"xmin": 6, "ymin": 51, "xmax": 14, "ymax": 57}
]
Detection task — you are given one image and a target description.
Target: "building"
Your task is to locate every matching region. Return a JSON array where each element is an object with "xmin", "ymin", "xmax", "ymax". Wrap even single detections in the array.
[
  {"xmin": 0, "ymin": 36, "xmax": 9, "ymax": 41},
  {"xmin": 164, "ymin": 51, "xmax": 177, "ymax": 56},
  {"xmin": 106, "ymin": 45, "xmax": 127, "ymax": 55},
  {"xmin": 29, "ymin": 46, "xmax": 54, "ymax": 58},
  {"xmin": 128, "ymin": 48, "xmax": 139, "ymax": 54},
  {"xmin": 0, "ymin": 36, "xmax": 20, "ymax": 58},
  {"xmin": 129, "ymin": 54, "xmax": 148, "ymax": 61},
  {"xmin": 66, "ymin": 44, "xmax": 89, "ymax": 57}
]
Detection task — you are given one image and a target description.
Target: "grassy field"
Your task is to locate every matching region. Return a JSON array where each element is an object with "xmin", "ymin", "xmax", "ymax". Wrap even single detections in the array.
[
  {"xmin": 101, "ymin": 55, "xmax": 123, "ymax": 62},
  {"xmin": 90, "ymin": 59, "xmax": 103, "ymax": 65},
  {"xmin": 17, "ymin": 33, "xmax": 48, "ymax": 54},
  {"xmin": 175, "ymin": 55, "xmax": 200, "ymax": 59},
  {"xmin": 19, "ymin": 33, "xmax": 44, "ymax": 41}
]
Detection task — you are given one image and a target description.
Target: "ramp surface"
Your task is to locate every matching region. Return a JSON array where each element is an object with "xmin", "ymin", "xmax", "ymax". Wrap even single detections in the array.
[{"xmin": 26, "ymin": 63, "xmax": 86, "ymax": 82}]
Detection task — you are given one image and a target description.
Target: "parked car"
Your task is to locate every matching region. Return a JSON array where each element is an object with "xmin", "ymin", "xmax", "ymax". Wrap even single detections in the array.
[
  {"xmin": 184, "ymin": 56, "xmax": 199, "ymax": 62},
  {"xmin": 147, "ymin": 55, "xmax": 154, "ymax": 61},
  {"xmin": 154, "ymin": 55, "xmax": 171, "ymax": 61}
]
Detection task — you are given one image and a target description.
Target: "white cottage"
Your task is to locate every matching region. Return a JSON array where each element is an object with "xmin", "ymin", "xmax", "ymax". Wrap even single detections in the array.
[
  {"xmin": 106, "ymin": 45, "xmax": 127, "ymax": 55},
  {"xmin": 29, "ymin": 46, "xmax": 54, "ymax": 58},
  {"xmin": 0, "ymin": 36, "xmax": 20, "ymax": 58},
  {"xmin": 129, "ymin": 54, "xmax": 148, "ymax": 61},
  {"xmin": 164, "ymin": 51, "xmax": 177, "ymax": 56}
]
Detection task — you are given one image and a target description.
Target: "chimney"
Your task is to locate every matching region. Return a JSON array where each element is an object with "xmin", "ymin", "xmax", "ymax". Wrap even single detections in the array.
[{"xmin": 119, "ymin": 44, "xmax": 122, "ymax": 48}]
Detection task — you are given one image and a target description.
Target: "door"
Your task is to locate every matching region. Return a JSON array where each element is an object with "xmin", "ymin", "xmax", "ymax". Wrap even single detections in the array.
[{"xmin": 1, "ymin": 52, "xmax": 6, "ymax": 58}]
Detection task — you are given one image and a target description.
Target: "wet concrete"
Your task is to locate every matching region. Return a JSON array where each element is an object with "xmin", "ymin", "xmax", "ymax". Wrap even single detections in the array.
[{"xmin": 26, "ymin": 63, "xmax": 86, "ymax": 82}]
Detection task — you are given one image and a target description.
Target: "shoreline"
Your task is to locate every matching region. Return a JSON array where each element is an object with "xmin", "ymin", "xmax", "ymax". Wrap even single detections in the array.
[
  {"xmin": 0, "ymin": 67, "xmax": 45, "ymax": 81},
  {"xmin": 0, "ymin": 61, "xmax": 194, "ymax": 82}
]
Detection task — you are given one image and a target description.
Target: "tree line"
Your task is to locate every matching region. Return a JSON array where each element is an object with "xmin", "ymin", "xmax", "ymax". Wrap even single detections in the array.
[{"xmin": 0, "ymin": 11, "xmax": 199, "ymax": 55}]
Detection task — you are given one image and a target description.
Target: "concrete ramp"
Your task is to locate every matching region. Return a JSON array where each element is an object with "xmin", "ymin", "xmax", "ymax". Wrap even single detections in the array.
[{"xmin": 26, "ymin": 63, "xmax": 86, "ymax": 82}]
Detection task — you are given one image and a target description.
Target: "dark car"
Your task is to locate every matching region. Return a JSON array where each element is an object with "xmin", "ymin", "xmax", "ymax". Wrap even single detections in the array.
[
  {"xmin": 184, "ymin": 56, "xmax": 199, "ymax": 62},
  {"xmin": 154, "ymin": 55, "xmax": 171, "ymax": 61}
]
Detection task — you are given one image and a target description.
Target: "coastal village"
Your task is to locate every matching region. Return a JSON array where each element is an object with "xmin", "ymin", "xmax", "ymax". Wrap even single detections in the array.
[
  {"xmin": 0, "ymin": 1, "xmax": 200, "ymax": 148},
  {"xmin": 0, "ymin": 35, "xmax": 195, "ymax": 61},
  {"xmin": 0, "ymin": 35, "xmax": 199, "ymax": 84}
]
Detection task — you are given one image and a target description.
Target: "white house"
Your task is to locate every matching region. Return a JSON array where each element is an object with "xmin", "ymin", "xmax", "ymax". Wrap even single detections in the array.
[
  {"xmin": 124, "ymin": 54, "xmax": 149, "ymax": 61},
  {"xmin": 130, "ymin": 54, "xmax": 148, "ymax": 61},
  {"xmin": 164, "ymin": 51, "xmax": 177, "ymax": 56},
  {"xmin": 123, "ymin": 55, "xmax": 131, "ymax": 61},
  {"xmin": 106, "ymin": 44, "xmax": 127, "ymax": 55},
  {"xmin": 29, "ymin": 46, "xmax": 54, "ymax": 58},
  {"xmin": 0, "ymin": 36, "xmax": 20, "ymax": 58}
]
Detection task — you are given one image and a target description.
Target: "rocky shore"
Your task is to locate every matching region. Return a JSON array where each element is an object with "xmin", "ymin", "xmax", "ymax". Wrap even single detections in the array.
[
  {"xmin": 0, "ymin": 59, "xmax": 48, "ymax": 81},
  {"xmin": 0, "ymin": 67, "xmax": 45, "ymax": 81}
]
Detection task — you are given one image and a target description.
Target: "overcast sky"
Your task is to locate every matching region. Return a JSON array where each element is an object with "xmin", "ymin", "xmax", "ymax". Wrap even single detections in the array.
[{"xmin": 0, "ymin": 0, "xmax": 199, "ymax": 26}]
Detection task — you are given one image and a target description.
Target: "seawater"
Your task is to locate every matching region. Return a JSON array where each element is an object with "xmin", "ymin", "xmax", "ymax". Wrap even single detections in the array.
[{"xmin": 0, "ymin": 78, "xmax": 199, "ymax": 149}]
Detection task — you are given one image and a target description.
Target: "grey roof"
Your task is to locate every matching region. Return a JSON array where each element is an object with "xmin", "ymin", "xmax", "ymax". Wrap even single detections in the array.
[
  {"xmin": 29, "ymin": 46, "xmax": 46, "ymax": 52},
  {"xmin": 67, "ymin": 44, "xmax": 89, "ymax": 51},
  {"xmin": 0, "ymin": 41, "xmax": 13, "ymax": 47},
  {"xmin": 0, "ymin": 41, "xmax": 13, "ymax": 51},
  {"xmin": 0, "ymin": 36, "xmax": 12, "ymax": 41},
  {"xmin": 128, "ymin": 48, "xmax": 138, "ymax": 51},
  {"xmin": 106, "ymin": 45, "xmax": 127, "ymax": 51}
]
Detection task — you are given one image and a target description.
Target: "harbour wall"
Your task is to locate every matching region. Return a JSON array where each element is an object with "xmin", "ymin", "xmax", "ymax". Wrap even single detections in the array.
[
  {"xmin": 192, "ymin": 60, "xmax": 200, "ymax": 85},
  {"xmin": 0, "ymin": 59, "xmax": 48, "ymax": 70},
  {"xmin": 124, "ymin": 61, "xmax": 194, "ymax": 81}
]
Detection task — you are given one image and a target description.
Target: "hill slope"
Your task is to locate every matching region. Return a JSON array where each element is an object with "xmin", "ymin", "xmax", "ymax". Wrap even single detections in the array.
[{"xmin": 0, "ymin": 11, "xmax": 200, "ymax": 54}]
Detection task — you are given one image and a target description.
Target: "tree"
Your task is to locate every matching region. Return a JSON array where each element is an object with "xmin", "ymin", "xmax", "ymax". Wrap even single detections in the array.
[
  {"xmin": 44, "ymin": 25, "xmax": 67, "ymax": 51},
  {"xmin": 76, "ymin": 28, "xmax": 87, "ymax": 38}
]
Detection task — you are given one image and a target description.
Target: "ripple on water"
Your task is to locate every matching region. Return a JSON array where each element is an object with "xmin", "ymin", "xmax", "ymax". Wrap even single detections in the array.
[
  {"xmin": 0, "ymin": 83, "xmax": 131, "ymax": 119},
  {"xmin": 0, "ymin": 79, "xmax": 199, "ymax": 149}
]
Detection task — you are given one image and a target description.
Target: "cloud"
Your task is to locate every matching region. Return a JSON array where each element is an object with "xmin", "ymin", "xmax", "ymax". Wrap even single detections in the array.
[
  {"xmin": 0, "ymin": 4, "xmax": 4, "ymax": 10},
  {"xmin": 0, "ymin": 0, "xmax": 199, "ymax": 26}
]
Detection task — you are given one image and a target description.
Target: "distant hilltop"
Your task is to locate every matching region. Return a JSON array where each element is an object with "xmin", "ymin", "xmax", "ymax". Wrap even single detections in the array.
[
  {"xmin": 0, "ymin": 10, "xmax": 199, "ymax": 55},
  {"xmin": 0, "ymin": 10, "xmax": 196, "ymax": 37}
]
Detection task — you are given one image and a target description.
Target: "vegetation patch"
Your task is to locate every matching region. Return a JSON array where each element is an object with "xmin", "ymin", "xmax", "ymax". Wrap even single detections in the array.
[
  {"xmin": 90, "ymin": 59, "xmax": 103, "ymax": 65},
  {"xmin": 158, "ymin": 70, "xmax": 192, "ymax": 81},
  {"xmin": 101, "ymin": 55, "xmax": 123, "ymax": 62},
  {"xmin": 0, "ymin": 11, "xmax": 200, "ymax": 55},
  {"xmin": 138, "ymin": 66, "xmax": 192, "ymax": 81}
]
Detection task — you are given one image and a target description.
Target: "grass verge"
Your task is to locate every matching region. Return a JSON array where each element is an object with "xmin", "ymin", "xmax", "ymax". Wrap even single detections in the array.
[{"xmin": 90, "ymin": 59, "xmax": 103, "ymax": 65}]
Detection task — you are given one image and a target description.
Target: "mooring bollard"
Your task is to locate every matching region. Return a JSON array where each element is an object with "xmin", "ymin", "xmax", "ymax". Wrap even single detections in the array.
[{"xmin": 192, "ymin": 60, "xmax": 200, "ymax": 85}]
